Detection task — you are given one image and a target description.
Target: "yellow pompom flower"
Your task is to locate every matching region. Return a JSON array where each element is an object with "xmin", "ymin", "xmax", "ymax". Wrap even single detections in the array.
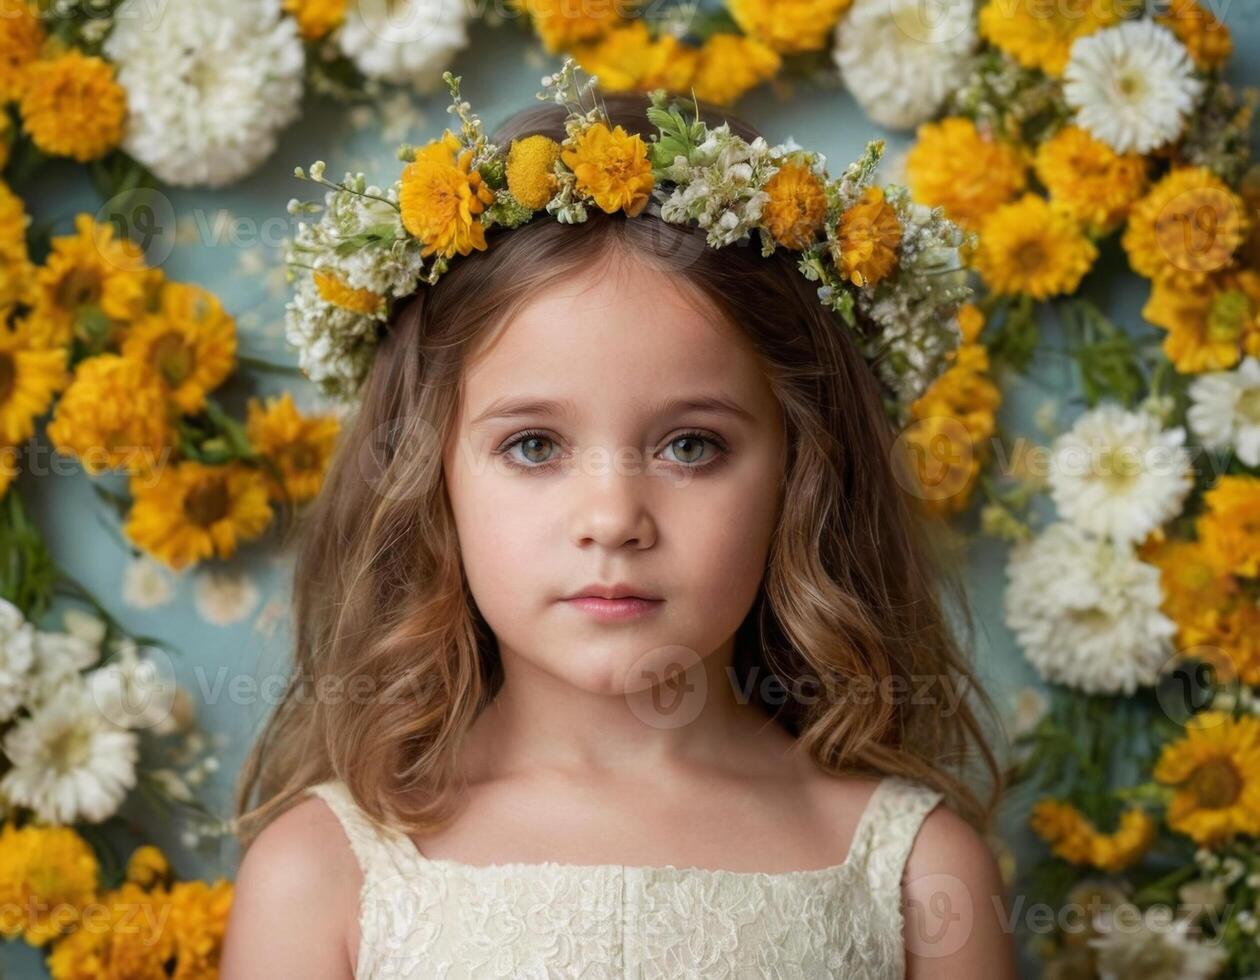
[
  {"xmin": 727, "ymin": 0, "xmax": 853, "ymax": 54},
  {"xmin": 0, "ymin": 313, "xmax": 68, "ymax": 445},
  {"xmin": 1034, "ymin": 125, "xmax": 1148, "ymax": 233},
  {"xmin": 47, "ymin": 355, "xmax": 171, "ymax": 474},
  {"xmin": 560, "ymin": 121, "xmax": 654, "ymax": 217},
  {"xmin": 510, "ymin": 0, "xmax": 621, "ymax": 53},
  {"xmin": 125, "ymin": 461, "xmax": 273, "ymax": 570},
  {"xmin": 972, "ymin": 194, "xmax": 1098, "ymax": 300},
  {"xmin": 45, "ymin": 882, "xmax": 172, "ymax": 979},
  {"xmin": 835, "ymin": 185, "xmax": 901, "ymax": 288},
  {"xmin": 1197, "ymin": 475, "xmax": 1260, "ymax": 580},
  {"xmin": 761, "ymin": 161, "xmax": 828, "ymax": 251},
  {"xmin": 0, "ymin": 0, "xmax": 46, "ymax": 103},
  {"xmin": 979, "ymin": 0, "xmax": 1125, "ymax": 77},
  {"xmin": 1029, "ymin": 800, "xmax": 1156, "ymax": 872},
  {"xmin": 165, "ymin": 878, "xmax": 234, "ymax": 980},
  {"xmin": 1157, "ymin": 0, "xmax": 1232, "ymax": 71},
  {"xmin": 1142, "ymin": 270, "xmax": 1260, "ymax": 374},
  {"xmin": 0, "ymin": 823, "xmax": 98, "ymax": 947},
  {"xmin": 905, "ymin": 117, "xmax": 1027, "ymax": 230},
  {"xmin": 1123, "ymin": 167, "xmax": 1249, "ymax": 290},
  {"xmin": 121, "ymin": 282, "xmax": 237, "ymax": 414},
  {"xmin": 1154, "ymin": 711, "xmax": 1260, "ymax": 847},
  {"xmin": 399, "ymin": 130, "xmax": 495, "ymax": 261},
  {"xmin": 19, "ymin": 50, "xmax": 126, "ymax": 162},
  {"xmin": 312, "ymin": 270, "xmax": 383, "ymax": 316},
  {"xmin": 690, "ymin": 33, "xmax": 781, "ymax": 106},
  {"xmin": 281, "ymin": 0, "xmax": 346, "ymax": 40},
  {"xmin": 571, "ymin": 21, "xmax": 700, "ymax": 96},
  {"xmin": 125, "ymin": 845, "xmax": 170, "ymax": 889},
  {"xmin": 506, "ymin": 134, "xmax": 561, "ymax": 210},
  {"xmin": 246, "ymin": 392, "xmax": 340, "ymax": 504}
]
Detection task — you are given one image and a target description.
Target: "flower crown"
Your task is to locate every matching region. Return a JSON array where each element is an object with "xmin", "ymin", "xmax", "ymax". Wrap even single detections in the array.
[{"xmin": 283, "ymin": 58, "xmax": 972, "ymax": 416}]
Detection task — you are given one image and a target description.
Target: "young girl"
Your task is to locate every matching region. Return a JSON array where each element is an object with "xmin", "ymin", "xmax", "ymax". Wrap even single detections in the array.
[{"xmin": 221, "ymin": 73, "xmax": 1018, "ymax": 979}]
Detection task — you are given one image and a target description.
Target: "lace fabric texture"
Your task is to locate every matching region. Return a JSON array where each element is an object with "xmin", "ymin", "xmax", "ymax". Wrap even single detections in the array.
[{"xmin": 306, "ymin": 774, "xmax": 944, "ymax": 980}]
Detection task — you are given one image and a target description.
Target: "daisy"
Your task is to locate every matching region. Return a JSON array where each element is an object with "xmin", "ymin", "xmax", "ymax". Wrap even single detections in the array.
[
  {"xmin": 0, "ymin": 598, "xmax": 34, "ymax": 724},
  {"xmin": 338, "ymin": 0, "xmax": 469, "ymax": 88},
  {"xmin": 1188, "ymin": 357, "xmax": 1260, "ymax": 467},
  {"xmin": 1153, "ymin": 711, "xmax": 1260, "ymax": 846},
  {"xmin": 194, "ymin": 569, "xmax": 261, "ymax": 627},
  {"xmin": 832, "ymin": 0, "xmax": 975, "ymax": 131},
  {"xmin": 24, "ymin": 630, "xmax": 101, "ymax": 709},
  {"xmin": 122, "ymin": 556, "xmax": 177, "ymax": 610},
  {"xmin": 1048, "ymin": 403, "xmax": 1194, "ymax": 545},
  {"xmin": 1089, "ymin": 903, "xmax": 1227, "ymax": 979},
  {"xmin": 87, "ymin": 640, "xmax": 179, "ymax": 734},
  {"xmin": 1004, "ymin": 522, "xmax": 1176, "ymax": 695},
  {"xmin": 1063, "ymin": 19, "xmax": 1204, "ymax": 155},
  {"xmin": 0, "ymin": 683, "xmax": 138, "ymax": 825}
]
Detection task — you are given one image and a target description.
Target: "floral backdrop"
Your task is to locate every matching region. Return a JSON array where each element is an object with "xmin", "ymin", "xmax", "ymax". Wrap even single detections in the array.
[{"xmin": 0, "ymin": 0, "xmax": 1257, "ymax": 976}]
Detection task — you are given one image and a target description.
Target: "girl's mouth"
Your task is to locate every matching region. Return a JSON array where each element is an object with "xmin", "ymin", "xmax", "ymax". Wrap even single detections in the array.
[{"xmin": 560, "ymin": 596, "xmax": 665, "ymax": 621}]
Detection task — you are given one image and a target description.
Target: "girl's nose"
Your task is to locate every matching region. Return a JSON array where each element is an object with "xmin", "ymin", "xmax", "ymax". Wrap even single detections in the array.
[{"xmin": 566, "ymin": 467, "xmax": 658, "ymax": 551}]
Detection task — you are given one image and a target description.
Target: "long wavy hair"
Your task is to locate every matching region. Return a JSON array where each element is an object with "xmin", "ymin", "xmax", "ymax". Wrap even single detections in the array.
[{"xmin": 234, "ymin": 90, "xmax": 1009, "ymax": 851}]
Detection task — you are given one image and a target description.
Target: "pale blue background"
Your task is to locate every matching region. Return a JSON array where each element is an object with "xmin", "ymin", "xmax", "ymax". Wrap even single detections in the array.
[{"xmin": 3, "ymin": 5, "xmax": 1259, "ymax": 976}]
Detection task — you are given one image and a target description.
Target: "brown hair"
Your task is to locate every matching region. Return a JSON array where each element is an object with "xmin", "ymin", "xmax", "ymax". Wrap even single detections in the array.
[{"xmin": 234, "ymin": 91, "xmax": 1009, "ymax": 851}]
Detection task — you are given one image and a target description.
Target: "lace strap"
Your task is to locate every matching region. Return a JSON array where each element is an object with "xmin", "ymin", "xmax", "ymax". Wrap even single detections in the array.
[
  {"xmin": 846, "ymin": 775, "xmax": 945, "ymax": 893},
  {"xmin": 305, "ymin": 779, "xmax": 422, "ymax": 877}
]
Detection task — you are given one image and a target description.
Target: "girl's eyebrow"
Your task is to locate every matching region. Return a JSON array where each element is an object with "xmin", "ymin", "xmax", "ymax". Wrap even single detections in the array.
[{"xmin": 469, "ymin": 394, "xmax": 756, "ymax": 428}]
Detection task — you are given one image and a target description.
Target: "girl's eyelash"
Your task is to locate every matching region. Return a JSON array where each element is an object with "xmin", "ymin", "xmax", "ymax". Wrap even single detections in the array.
[{"xmin": 494, "ymin": 430, "xmax": 729, "ymax": 473}]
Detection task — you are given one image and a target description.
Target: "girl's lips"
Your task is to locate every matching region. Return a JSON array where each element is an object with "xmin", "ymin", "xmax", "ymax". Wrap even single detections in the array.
[{"xmin": 560, "ymin": 596, "xmax": 665, "ymax": 622}]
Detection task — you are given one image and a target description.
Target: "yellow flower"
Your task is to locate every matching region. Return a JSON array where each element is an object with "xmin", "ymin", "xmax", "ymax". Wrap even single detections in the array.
[
  {"xmin": 0, "ymin": 0, "xmax": 45, "ymax": 103},
  {"xmin": 1029, "ymin": 800, "xmax": 1156, "ymax": 872},
  {"xmin": 834, "ymin": 186, "xmax": 901, "ymax": 288},
  {"xmin": 902, "ymin": 413, "xmax": 983, "ymax": 518},
  {"xmin": 1034, "ymin": 125, "xmax": 1148, "ymax": 233},
  {"xmin": 727, "ymin": 0, "xmax": 853, "ymax": 53},
  {"xmin": 121, "ymin": 282, "xmax": 237, "ymax": 414},
  {"xmin": 0, "ymin": 109, "xmax": 11, "ymax": 171},
  {"xmin": 1154, "ymin": 711, "xmax": 1260, "ymax": 847},
  {"xmin": 510, "ymin": 0, "xmax": 621, "ymax": 53},
  {"xmin": 506, "ymin": 134, "xmax": 561, "ymax": 210},
  {"xmin": 906, "ymin": 117, "xmax": 1027, "ymax": 230},
  {"xmin": 972, "ymin": 194, "xmax": 1098, "ymax": 299},
  {"xmin": 46, "ymin": 882, "xmax": 172, "ymax": 979},
  {"xmin": 0, "ymin": 179, "xmax": 33, "ymax": 308},
  {"xmin": 570, "ymin": 21, "xmax": 700, "ymax": 96},
  {"xmin": 125, "ymin": 461, "xmax": 272, "ymax": 570},
  {"xmin": 0, "ymin": 312, "xmax": 68, "ymax": 445},
  {"xmin": 1157, "ymin": 0, "xmax": 1231, "ymax": 71},
  {"xmin": 246, "ymin": 392, "xmax": 340, "ymax": 504},
  {"xmin": 47, "ymin": 354, "xmax": 172, "ymax": 474},
  {"xmin": 1240, "ymin": 168, "xmax": 1260, "ymax": 273},
  {"xmin": 560, "ymin": 121, "xmax": 654, "ymax": 217},
  {"xmin": 1123, "ymin": 167, "xmax": 1249, "ymax": 290},
  {"xmin": 282, "ymin": 0, "xmax": 345, "ymax": 40},
  {"xmin": 690, "ymin": 33, "xmax": 781, "ymax": 105},
  {"xmin": 0, "ymin": 823, "xmax": 98, "ymax": 947},
  {"xmin": 761, "ymin": 161, "xmax": 828, "ymax": 251},
  {"xmin": 125, "ymin": 845, "xmax": 170, "ymax": 889},
  {"xmin": 979, "ymin": 0, "xmax": 1125, "ymax": 77},
  {"xmin": 165, "ymin": 878, "xmax": 234, "ymax": 980},
  {"xmin": 1141, "ymin": 270, "xmax": 1260, "ymax": 374},
  {"xmin": 311, "ymin": 270, "xmax": 383, "ymax": 316},
  {"xmin": 19, "ymin": 50, "xmax": 126, "ymax": 162},
  {"xmin": 398, "ymin": 130, "xmax": 495, "ymax": 261},
  {"xmin": 1197, "ymin": 475, "xmax": 1260, "ymax": 580}
]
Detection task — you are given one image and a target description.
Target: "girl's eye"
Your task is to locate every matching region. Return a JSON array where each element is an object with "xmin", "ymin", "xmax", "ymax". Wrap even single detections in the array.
[
  {"xmin": 662, "ymin": 434, "xmax": 721, "ymax": 466},
  {"xmin": 510, "ymin": 433, "xmax": 557, "ymax": 466},
  {"xmin": 497, "ymin": 431, "xmax": 726, "ymax": 471}
]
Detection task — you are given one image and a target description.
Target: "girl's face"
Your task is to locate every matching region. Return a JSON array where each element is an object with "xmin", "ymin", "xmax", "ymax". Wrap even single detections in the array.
[{"xmin": 443, "ymin": 253, "xmax": 787, "ymax": 697}]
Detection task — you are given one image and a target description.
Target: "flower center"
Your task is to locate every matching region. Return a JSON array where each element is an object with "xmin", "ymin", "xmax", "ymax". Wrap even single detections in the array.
[
  {"xmin": 0, "ymin": 353, "xmax": 15, "ymax": 405},
  {"xmin": 1014, "ymin": 240, "xmax": 1048, "ymax": 274},
  {"xmin": 1187, "ymin": 759, "xmax": 1241, "ymax": 810},
  {"xmin": 1208, "ymin": 289, "xmax": 1248, "ymax": 344},
  {"xmin": 55, "ymin": 266, "xmax": 103, "ymax": 311},
  {"xmin": 150, "ymin": 331, "xmax": 194, "ymax": 386},
  {"xmin": 184, "ymin": 477, "xmax": 229, "ymax": 527},
  {"xmin": 1097, "ymin": 446, "xmax": 1140, "ymax": 490},
  {"xmin": 1237, "ymin": 386, "xmax": 1260, "ymax": 425},
  {"xmin": 48, "ymin": 725, "xmax": 92, "ymax": 772}
]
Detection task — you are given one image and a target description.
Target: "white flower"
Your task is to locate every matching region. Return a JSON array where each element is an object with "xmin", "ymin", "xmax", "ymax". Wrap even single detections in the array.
[
  {"xmin": 195, "ymin": 570, "xmax": 260, "ymax": 626},
  {"xmin": 0, "ymin": 599, "xmax": 34, "ymax": 723},
  {"xmin": 338, "ymin": 0, "xmax": 468, "ymax": 87},
  {"xmin": 1089, "ymin": 903, "xmax": 1227, "ymax": 980},
  {"xmin": 1188, "ymin": 356, "xmax": 1260, "ymax": 468},
  {"xmin": 104, "ymin": 0, "xmax": 304, "ymax": 187},
  {"xmin": 61, "ymin": 609, "xmax": 107, "ymax": 648},
  {"xmin": 1048, "ymin": 403, "xmax": 1194, "ymax": 545},
  {"xmin": 122, "ymin": 556, "xmax": 177, "ymax": 610},
  {"xmin": 1063, "ymin": 19, "xmax": 1203, "ymax": 154},
  {"xmin": 833, "ymin": 0, "xmax": 975, "ymax": 131},
  {"xmin": 25, "ymin": 629, "xmax": 100, "ymax": 709},
  {"xmin": 87, "ymin": 641, "xmax": 181, "ymax": 734},
  {"xmin": 1004, "ymin": 522, "xmax": 1176, "ymax": 695},
  {"xmin": 0, "ymin": 683, "xmax": 138, "ymax": 824},
  {"xmin": 1009, "ymin": 685, "xmax": 1049, "ymax": 738}
]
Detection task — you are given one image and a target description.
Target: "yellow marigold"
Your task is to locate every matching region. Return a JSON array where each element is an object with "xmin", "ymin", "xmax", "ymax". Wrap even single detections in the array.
[
  {"xmin": 979, "ymin": 0, "xmax": 1125, "ymax": 77},
  {"xmin": 1034, "ymin": 125, "xmax": 1148, "ymax": 233},
  {"xmin": 761, "ymin": 161, "xmax": 828, "ymax": 251},
  {"xmin": 1141, "ymin": 537, "xmax": 1237, "ymax": 632},
  {"xmin": 1154, "ymin": 711, "xmax": 1260, "ymax": 846},
  {"xmin": 506, "ymin": 134, "xmax": 561, "ymax": 210},
  {"xmin": 690, "ymin": 33, "xmax": 781, "ymax": 106},
  {"xmin": 905, "ymin": 117, "xmax": 1027, "ymax": 230},
  {"xmin": 46, "ymin": 881, "xmax": 172, "ymax": 979},
  {"xmin": 1123, "ymin": 167, "xmax": 1250, "ymax": 290},
  {"xmin": 282, "ymin": 0, "xmax": 346, "ymax": 40},
  {"xmin": 560, "ymin": 121, "xmax": 654, "ymax": 217},
  {"xmin": 125, "ymin": 845, "xmax": 170, "ymax": 889},
  {"xmin": 570, "ymin": 21, "xmax": 700, "ymax": 95},
  {"xmin": 0, "ymin": 312, "xmax": 68, "ymax": 444},
  {"xmin": 1197, "ymin": 475, "xmax": 1260, "ymax": 580},
  {"xmin": 834, "ymin": 186, "xmax": 901, "ymax": 288},
  {"xmin": 902, "ymin": 412, "xmax": 983, "ymax": 518},
  {"xmin": 972, "ymin": 193, "xmax": 1098, "ymax": 299},
  {"xmin": 125, "ymin": 461, "xmax": 272, "ymax": 570},
  {"xmin": 398, "ymin": 130, "xmax": 495, "ymax": 261},
  {"xmin": 0, "ymin": 179, "xmax": 33, "ymax": 308},
  {"xmin": 510, "ymin": 0, "xmax": 621, "ymax": 53},
  {"xmin": 727, "ymin": 0, "xmax": 853, "ymax": 53},
  {"xmin": 121, "ymin": 282, "xmax": 237, "ymax": 414},
  {"xmin": 165, "ymin": 878, "xmax": 234, "ymax": 980},
  {"xmin": 0, "ymin": 0, "xmax": 45, "ymax": 103},
  {"xmin": 1142, "ymin": 270, "xmax": 1260, "ymax": 374},
  {"xmin": 0, "ymin": 823, "xmax": 98, "ymax": 947},
  {"xmin": 311, "ymin": 270, "xmax": 383, "ymax": 316},
  {"xmin": 1029, "ymin": 800, "xmax": 1156, "ymax": 872},
  {"xmin": 47, "ymin": 354, "xmax": 171, "ymax": 474},
  {"xmin": 19, "ymin": 50, "xmax": 126, "ymax": 162},
  {"xmin": 246, "ymin": 392, "xmax": 340, "ymax": 504},
  {"xmin": 1157, "ymin": 0, "xmax": 1232, "ymax": 71}
]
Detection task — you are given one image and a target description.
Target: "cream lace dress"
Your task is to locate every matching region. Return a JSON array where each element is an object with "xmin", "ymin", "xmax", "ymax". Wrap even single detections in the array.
[{"xmin": 306, "ymin": 774, "xmax": 944, "ymax": 980}]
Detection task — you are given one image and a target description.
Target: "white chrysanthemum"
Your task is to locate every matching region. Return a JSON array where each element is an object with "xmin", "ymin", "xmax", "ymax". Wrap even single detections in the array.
[
  {"xmin": 103, "ymin": 0, "xmax": 304, "ymax": 187},
  {"xmin": 1089, "ymin": 904, "xmax": 1227, "ymax": 980},
  {"xmin": 1063, "ymin": 19, "xmax": 1203, "ymax": 154},
  {"xmin": 194, "ymin": 570, "xmax": 260, "ymax": 626},
  {"xmin": 88, "ymin": 641, "xmax": 180, "ymax": 734},
  {"xmin": 1048, "ymin": 403, "xmax": 1194, "ymax": 545},
  {"xmin": 62, "ymin": 609, "xmax": 107, "ymax": 647},
  {"xmin": 0, "ymin": 599, "xmax": 34, "ymax": 724},
  {"xmin": 1188, "ymin": 356, "xmax": 1260, "ymax": 468},
  {"xmin": 832, "ymin": 0, "xmax": 976, "ymax": 131},
  {"xmin": 122, "ymin": 556, "xmax": 177, "ymax": 610},
  {"xmin": 25, "ymin": 630, "xmax": 101, "ymax": 709},
  {"xmin": 0, "ymin": 683, "xmax": 138, "ymax": 824},
  {"xmin": 338, "ymin": 0, "xmax": 469, "ymax": 87},
  {"xmin": 1004, "ymin": 522, "xmax": 1176, "ymax": 695}
]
